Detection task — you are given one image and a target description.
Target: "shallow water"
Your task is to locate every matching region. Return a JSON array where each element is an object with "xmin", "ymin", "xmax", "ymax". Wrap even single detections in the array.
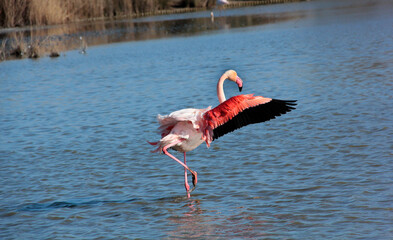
[{"xmin": 1, "ymin": 0, "xmax": 393, "ymax": 239}]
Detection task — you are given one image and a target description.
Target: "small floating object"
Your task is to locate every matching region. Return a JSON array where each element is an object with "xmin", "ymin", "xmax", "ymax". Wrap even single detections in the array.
[
  {"xmin": 10, "ymin": 46, "xmax": 23, "ymax": 57},
  {"xmin": 49, "ymin": 52, "xmax": 60, "ymax": 58}
]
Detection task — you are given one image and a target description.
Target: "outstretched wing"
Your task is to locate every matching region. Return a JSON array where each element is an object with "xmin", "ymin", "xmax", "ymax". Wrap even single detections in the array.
[{"xmin": 203, "ymin": 94, "xmax": 296, "ymax": 145}]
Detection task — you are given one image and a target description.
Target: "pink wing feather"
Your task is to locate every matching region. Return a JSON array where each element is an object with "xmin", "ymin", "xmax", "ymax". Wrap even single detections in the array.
[
  {"xmin": 203, "ymin": 94, "xmax": 296, "ymax": 146},
  {"xmin": 157, "ymin": 107, "xmax": 211, "ymax": 138}
]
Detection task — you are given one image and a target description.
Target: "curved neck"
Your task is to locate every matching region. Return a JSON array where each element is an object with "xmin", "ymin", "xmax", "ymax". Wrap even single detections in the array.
[{"xmin": 217, "ymin": 74, "xmax": 228, "ymax": 103}]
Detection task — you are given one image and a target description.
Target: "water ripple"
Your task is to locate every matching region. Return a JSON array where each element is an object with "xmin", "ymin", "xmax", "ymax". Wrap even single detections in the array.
[
  {"xmin": 18, "ymin": 198, "xmax": 140, "ymax": 212},
  {"xmin": 1, "ymin": 0, "xmax": 393, "ymax": 239}
]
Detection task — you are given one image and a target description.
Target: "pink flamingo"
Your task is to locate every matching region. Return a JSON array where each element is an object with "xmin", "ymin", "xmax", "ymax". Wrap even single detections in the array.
[{"xmin": 149, "ymin": 70, "xmax": 296, "ymax": 198}]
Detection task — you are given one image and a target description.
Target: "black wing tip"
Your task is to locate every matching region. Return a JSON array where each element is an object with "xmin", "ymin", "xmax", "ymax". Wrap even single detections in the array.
[
  {"xmin": 273, "ymin": 99, "xmax": 297, "ymax": 110},
  {"xmin": 274, "ymin": 99, "xmax": 297, "ymax": 104}
]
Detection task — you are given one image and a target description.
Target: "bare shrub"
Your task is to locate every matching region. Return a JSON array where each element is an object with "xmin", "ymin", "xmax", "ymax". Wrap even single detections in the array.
[
  {"xmin": 0, "ymin": 0, "xmax": 219, "ymax": 27},
  {"xmin": 0, "ymin": 0, "xmax": 29, "ymax": 27}
]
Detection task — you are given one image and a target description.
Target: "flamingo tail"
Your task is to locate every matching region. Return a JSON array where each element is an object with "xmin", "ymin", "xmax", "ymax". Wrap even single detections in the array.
[{"xmin": 148, "ymin": 134, "xmax": 183, "ymax": 153}]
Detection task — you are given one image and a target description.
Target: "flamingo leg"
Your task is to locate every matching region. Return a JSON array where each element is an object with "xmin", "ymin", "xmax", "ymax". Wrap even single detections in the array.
[
  {"xmin": 162, "ymin": 140, "xmax": 198, "ymax": 197},
  {"xmin": 184, "ymin": 152, "xmax": 197, "ymax": 194},
  {"xmin": 183, "ymin": 152, "xmax": 190, "ymax": 198}
]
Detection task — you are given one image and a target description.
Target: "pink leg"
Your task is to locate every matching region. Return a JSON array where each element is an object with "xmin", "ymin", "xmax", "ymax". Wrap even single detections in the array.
[
  {"xmin": 162, "ymin": 141, "xmax": 193, "ymax": 173},
  {"xmin": 162, "ymin": 140, "xmax": 198, "ymax": 197},
  {"xmin": 184, "ymin": 152, "xmax": 190, "ymax": 198},
  {"xmin": 184, "ymin": 152, "xmax": 197, "ymax": 194}
]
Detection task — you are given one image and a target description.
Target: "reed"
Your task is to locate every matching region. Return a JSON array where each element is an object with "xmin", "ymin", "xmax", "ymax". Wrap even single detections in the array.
[
  {"xmin": 0, "ymin": 0, "xmax": 301, "ymax": 61},
  {"xmin": 0, "ymin": 38, "xmax": 7, "ymax": 61},
  {"xmin": 0, "ymin": 0, "xmax": 29, "ymax": 27},
  {"xmin": 29, "ymin": 0, "xmax": 69, "ymax": 26},
  {"xmin": 0, "ymin": 0, "xmax": 216, "ymax": 28},
  {"xmin": 0, "ymin": 30, "xmax": 66, "ymax": 61}
]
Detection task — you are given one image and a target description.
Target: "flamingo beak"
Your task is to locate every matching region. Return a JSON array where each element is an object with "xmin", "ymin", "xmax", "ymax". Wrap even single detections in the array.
[{"xmin": 236, "ymin": 76, "xmax": 243, "ymax": 92}]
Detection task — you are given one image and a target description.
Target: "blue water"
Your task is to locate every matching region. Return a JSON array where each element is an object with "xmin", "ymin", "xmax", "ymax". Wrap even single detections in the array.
[{"xmin": 1, "ymin": 0, "xmax": 392, "ymax": 239}]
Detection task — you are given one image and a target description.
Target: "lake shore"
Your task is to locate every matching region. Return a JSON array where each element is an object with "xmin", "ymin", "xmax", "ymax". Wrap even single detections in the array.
[{"xmin": 0, "ymin": 0, "xmax": 305, "ymax": 62}]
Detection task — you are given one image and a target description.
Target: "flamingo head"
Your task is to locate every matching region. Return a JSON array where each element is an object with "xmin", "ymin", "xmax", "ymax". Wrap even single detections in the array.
[{"xmin": 225, "ymin": 70, "xmax": 243, "ymax": 92}]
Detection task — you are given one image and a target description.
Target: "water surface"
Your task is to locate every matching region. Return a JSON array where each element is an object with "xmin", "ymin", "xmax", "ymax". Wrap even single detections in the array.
[{"xmin": 1, "ymin": 0, "xmax": 392, "ymax": 239}]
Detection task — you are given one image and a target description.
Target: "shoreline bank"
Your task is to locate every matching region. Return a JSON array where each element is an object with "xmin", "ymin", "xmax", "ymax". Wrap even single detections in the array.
[
  {"xmin": 0, "ymin": 0, "xmax": 305, "ymax": 62},
  {"xmin": 92, "ymin": 0, "xmax": 305, "ymax": 20}
]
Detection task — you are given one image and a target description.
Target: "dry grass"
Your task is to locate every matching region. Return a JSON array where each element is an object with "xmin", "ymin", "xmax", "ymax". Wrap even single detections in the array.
[
  {"xmin": 0, "ymin": 0, "xmax": 29, "ymax": 27},
  {"xmin": 29, "ymin": 0, "xmax": 69, "ymax": 26},
  {"xmin": 0, "ymin": 0, "xmax": 216, "ymax": 28},
  {"xmin": 8, "ymin": 32, "xmax": 27, "ymax": 57},
  {"xmin": 0, "ymin": 0, "xmax": 289, "ymax": 61},
  {"xmin": 1, "ymin": 30, "xmax": 67, "ymax": 60},
  {"xmin": 0, "ymin": 38, "xmax": 7, "ymax": 61}
]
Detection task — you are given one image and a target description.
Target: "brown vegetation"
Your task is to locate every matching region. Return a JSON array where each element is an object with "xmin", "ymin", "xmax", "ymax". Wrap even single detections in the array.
[
  {"xmin": 0, "ymin": 31, "xmax": 64, "ymax": 59},
  {"xmin": 0, "ymin": 0, "xmax": 215, "ymax": 28},
  {"xmin": 0, "ymin": 0, "xmax": 302, "ymax": 61},
  {"xmin": 0, "ymin": 0, "xmax": 216, "ymax": 61}
]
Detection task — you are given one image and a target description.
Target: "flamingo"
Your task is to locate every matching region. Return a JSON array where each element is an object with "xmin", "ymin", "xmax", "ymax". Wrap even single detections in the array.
[{"xmin": 149, "ymin": 70, "xmax": 296, "ymax": 198}]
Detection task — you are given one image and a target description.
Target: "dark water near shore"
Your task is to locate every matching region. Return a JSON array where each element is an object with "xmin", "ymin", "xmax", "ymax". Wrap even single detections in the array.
[{"xmin": 1, "ymin": 0, "xmax": 392, "ymax": 239}]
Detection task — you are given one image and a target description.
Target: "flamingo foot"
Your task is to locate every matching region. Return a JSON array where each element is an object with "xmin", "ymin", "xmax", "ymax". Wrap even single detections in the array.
[
  {"xmin": 192, "ymin": 171, "xmax": 197, "ymax": 187},
  {"xmin": 188, "ymin": 171, "xmax": 197, "ymax": 194}
]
